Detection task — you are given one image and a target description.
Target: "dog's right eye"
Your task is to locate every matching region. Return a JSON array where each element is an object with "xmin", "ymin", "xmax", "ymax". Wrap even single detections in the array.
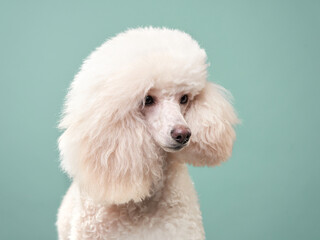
[{"xmin": 145, "ymin": 95, "xmax": 154, "ymax": 106}]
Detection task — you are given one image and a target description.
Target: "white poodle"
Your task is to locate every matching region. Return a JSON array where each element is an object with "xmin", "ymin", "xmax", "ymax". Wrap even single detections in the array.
[{"xmin": 57, "ymin": 27, "xmax": 238, "ymax": 240}]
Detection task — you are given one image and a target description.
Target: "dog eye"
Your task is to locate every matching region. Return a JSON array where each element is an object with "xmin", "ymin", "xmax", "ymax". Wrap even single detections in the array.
[
  {"xmin": 145, "ymin": 95, "xmax": 154, "ymax": 106},
  {"xmin": 180, "ymin": 94, "xmax": 188, "ymax": 104}
]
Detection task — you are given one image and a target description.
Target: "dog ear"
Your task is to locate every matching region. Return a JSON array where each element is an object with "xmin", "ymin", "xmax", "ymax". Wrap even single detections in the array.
[
  {"xmin": 58, "ymin": 72, "xmax": 164, "ymax": 204},
  {"xmin": 174, "ymin": 82, "xmax": 238, "ymax": 166}
]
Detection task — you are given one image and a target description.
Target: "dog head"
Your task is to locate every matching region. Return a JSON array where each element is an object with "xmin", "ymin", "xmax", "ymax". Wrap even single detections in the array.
[{"xmin": 58, "ymin": 27, "xmax": 238, "ymax": 204}]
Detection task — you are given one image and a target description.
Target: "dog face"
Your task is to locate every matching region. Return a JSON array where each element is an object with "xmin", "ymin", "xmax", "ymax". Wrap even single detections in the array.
[{"xmin": 141, "ymin": 89, "xmax": 191, "ymax": 152}]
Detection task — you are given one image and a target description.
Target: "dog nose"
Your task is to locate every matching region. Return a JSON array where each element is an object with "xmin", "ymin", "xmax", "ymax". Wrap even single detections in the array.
[{"xmin": 171, "ymin": 125, "xmax": 191, "ymax": 144}]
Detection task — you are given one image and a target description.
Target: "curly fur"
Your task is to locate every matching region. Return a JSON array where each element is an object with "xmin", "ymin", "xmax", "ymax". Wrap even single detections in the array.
[{"xmin": 57, "ymin": 27, "xmax": 238, "ymax": 240}]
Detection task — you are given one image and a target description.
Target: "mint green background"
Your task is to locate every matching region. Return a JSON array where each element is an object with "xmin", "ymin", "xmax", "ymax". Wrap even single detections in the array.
[{"xmin": 1, "ymin": 0, "xmax": 319, "ymax": 239}]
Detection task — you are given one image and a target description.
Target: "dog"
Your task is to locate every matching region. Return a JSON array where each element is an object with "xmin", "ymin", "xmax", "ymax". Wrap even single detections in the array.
[{"xmin": 56, "ymin": 27, "xmax": 238, "ymax": 240}]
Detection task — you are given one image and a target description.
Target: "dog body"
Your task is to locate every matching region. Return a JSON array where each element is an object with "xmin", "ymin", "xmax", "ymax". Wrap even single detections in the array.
[
  {"xmin": 57, "ymin": 162, "xmax": 204, "ymax": 239},
  {"xmin": 57, "ymin": 27, "xmax": 238, "ymax": 240}
]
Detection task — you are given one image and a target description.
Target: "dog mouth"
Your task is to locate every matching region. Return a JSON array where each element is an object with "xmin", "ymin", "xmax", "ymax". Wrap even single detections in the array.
[{"xmin": 162, "ymin": 143, "xmax": 188, "ymax": 152}]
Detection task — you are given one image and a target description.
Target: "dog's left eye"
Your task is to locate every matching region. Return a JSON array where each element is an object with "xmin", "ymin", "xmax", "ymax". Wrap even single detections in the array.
[
  {"xmin": 180, "ymin": 94, "xmax": 188, "ymax": 104},
  {"xmin": 145, "ymin": 95, "xmax": 154, "ymax": 106}
]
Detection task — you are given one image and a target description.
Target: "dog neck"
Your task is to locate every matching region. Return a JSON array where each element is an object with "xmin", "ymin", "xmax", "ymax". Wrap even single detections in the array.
[{"xmin": 78, "ymin": 158, "xmax": 188, "ymax": 222}]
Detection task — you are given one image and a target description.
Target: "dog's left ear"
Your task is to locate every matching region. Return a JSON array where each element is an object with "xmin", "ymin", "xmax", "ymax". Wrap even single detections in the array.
[{"xmin": 175, "ymin": 82, "xmax": 239, "ymax": 166}]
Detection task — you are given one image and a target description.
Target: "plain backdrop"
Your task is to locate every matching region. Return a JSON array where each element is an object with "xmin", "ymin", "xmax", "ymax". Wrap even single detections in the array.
[{"xmin": 1, "ymin": 0, "xmax": 319, "ymax": 239}]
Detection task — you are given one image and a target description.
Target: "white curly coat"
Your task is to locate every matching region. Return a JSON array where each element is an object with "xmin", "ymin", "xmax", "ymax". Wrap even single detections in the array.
[{"xmin": 57, "ymin": 27, "xmax": 238, "ymax": 240}]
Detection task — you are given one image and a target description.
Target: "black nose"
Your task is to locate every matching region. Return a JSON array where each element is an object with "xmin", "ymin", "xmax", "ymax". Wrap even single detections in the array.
[{"xmin": 171, "ymin": 125, "xmax": 191, "ymax": 144}]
